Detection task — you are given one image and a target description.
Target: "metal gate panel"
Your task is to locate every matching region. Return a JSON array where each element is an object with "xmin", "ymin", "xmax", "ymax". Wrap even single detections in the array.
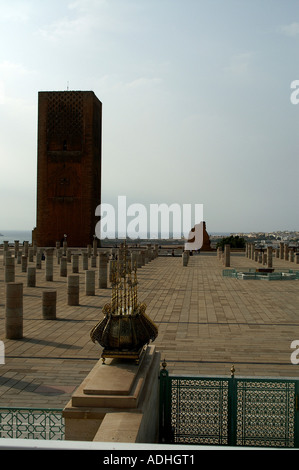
[
  {"xmin": 170, "ymin": 376, "xmax": 230, "ymax": 445},
  {"xmin": 234, "ymin": 378, "xmax": 298, "ymax": 448},
  {"xmin": 159, "ymin": 368, "xmax": 299, "ymax": 448}
]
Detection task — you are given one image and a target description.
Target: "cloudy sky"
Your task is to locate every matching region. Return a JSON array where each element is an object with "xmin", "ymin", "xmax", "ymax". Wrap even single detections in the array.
[{"xmin": 0, "ymin": 0, "xmax": 298, "ymax": 233}]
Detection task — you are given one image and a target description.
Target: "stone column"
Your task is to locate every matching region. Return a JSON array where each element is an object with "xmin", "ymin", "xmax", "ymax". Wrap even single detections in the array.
[
  {"xmin": 82, "ymin": 252, "xmax": 88, "ymax": 270},
  {"xmin": 28, "ymin": 248, "xmax": 34, "ymax": 262},
  {"xmin": 296, "ymin": 253, "xmax": 299, "ymax": 265},
  {"xmin": 68, "ymin": 274, "xmax": 79, "ymax": 306},
  {"xmin": 289, "ymin": 249, "xmax": 294, "ymax": 263},
  {"xmin": 284, "ymin": 244, "xmax": 289, "ymax": 261},
  {"xmin": 224, "ymin": 244, "xmax": 230, "ymax": 267},
  {"xmin": 182, "ymin": 251, "xmax": 188, "ymax": 266},
  {"xmin": 17, "ymin": 251, "xmax": 22, "ymax": 264},
  {"xmin": 60, "ymin": 256, "xmax": 67, "ymax": 277},
  {"xmin": 91, "ymin": 255, "xmax": 96, "ymax": 268},
  {"xmin": 67, "ymin": 249, "xmax": 72, "ymax": 263},
  {"xmin": 5, "ymin": 257, "xmax": 15, "ymax": 283},
  {"xmin": 42, "ymin": 290, "xmax": 56, "ymax": 320},
  {"xmin": 27, "ymin": 267, "xmax": 36, "ymax": 287},
  {"xmin": 93, "ymin": 239, "xmax": 97, "ymax": 257},
  {"xmin": 267, "ymin": 247, "xmax": 273, "ymax": 268},
  {"xmin": 21, "ymin": 255, "xmax": 27, "ymax": 273},
  {"xmin": 72, "ymin": 254, "xmax": 79, "ymax": 273},
  {"xmin": 280, "ymin": 242, "xmax": 284, "ymax": 259},
  {"xmin": 57, "ymin": 248, "xmax": 63, "ymax": 264},
  {"xmin": 23, "ymin": 241, "xmax": 29, "ymax": 257},
  {"xmin": 45, "ymin": 248, "xmax": 54, "ymax": 281},
  {"xmin": 3, "ymin": 240, "xmax": 9, "ymax": 253},
  {"xmin": 98, "ymin": 253, "xmax": 108, "ymax": 288},
  {"xmin": 5, "ymin": 282, "xmax": 23, "ymax": 339},
  {"xmin": 63, "ymin": 240, "xmax": 67, "ymax": 255},
  {"xmin": 14, "ymin": 240, "xmax": 19, "ymax": 259},
  {"xmin": 251, "ymin": 244, "xmax": 255, "ymax": 260},
  {"xmin": 3, "ymin": 243, "xmax": 9, "ymax": 265},
  {"xmin": 85, "ymin": 270, "xmax": 95, "ymax": 296},
  {"xmin": 36, "ymin": 249, "xmax": 42, "ymax": 269}
]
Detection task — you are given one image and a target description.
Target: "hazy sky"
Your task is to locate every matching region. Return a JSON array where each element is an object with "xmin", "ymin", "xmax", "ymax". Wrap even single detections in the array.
[{"xmin": 0, "ymin": 0, "xmax": 298, "ymax": 233}]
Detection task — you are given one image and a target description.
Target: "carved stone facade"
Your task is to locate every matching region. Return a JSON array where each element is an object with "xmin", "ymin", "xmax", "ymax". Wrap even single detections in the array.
[{"xmin": 34, "ymin": 91, "xmax": 102, "ymax": 247}]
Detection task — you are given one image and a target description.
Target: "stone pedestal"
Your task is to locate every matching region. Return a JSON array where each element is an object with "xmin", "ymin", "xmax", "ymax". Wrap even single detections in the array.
[
  {"xmin": 82, "ymin": 251, "xmax": 88, "ymax": 270},
  {"xmin": 72, "ymin": 254, "xmax": 79, "ymax": 273},
  {"xmin": 63, "ymin": 345, "xmax": 160, "ymax": 443},
  {"xmin": 45, "ymin": 248, "xmax": 54, "ymax": 281},
  {"xmin": 60, "ymin": 256, "xmax": 67, "ymax": 277},
  {"xmin": 21, "ymin": 255, "xmax": 27, "ymax": 272},
  {"xmin": 85, "ymin": 270, "xmax": 95, "ymax": 296},
  {"xmin": 42, "ymin": 290, "xmax": 56, "ymax": 320},
  {"xmin": 27, "ymin": 267, "xmax": 36, "ymax": 287},
  {"xmin": 5, "ymin": 282, "xmax": 23, "ymax": 339},
  {"xmin": 5, "ymin": 257, "xmax": 15, "ymax": 283},
  {"xmin": 68, "ymin": 274, "xmax": 79, "ymax": 306}
]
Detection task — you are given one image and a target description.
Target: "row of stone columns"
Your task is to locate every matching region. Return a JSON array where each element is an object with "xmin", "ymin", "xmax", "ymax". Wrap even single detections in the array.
[
  {"xmin": 3, "ymin": 241, "xmax": 159, "ymax": 340},
  {"xmin": 245, "ymin": 243, "xmax": 299, "ymax": 266}
]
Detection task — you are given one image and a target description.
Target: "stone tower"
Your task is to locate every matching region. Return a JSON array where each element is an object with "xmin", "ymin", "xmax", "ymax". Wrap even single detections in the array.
[{"xmin": 34, "ymin": 90, "xmax": 102, "ymax": 247}]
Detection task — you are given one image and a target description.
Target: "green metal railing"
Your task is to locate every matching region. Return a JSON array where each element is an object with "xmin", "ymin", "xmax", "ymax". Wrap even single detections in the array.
[
  {"xmin": 159, "ymin": 367, "xmax": 299, "ymax": 448},
  {"xmin": 0, "ymin": 407, "xmax": 64, "ymax": 440}
]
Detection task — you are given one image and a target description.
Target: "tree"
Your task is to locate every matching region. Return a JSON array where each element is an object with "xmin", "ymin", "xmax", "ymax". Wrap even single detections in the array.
[{"xmin": 216, "ymin": 235, "xmax": 246, "ymax": 250}]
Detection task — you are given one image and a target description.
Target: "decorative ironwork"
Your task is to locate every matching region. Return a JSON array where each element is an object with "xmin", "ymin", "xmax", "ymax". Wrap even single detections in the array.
[
  {"xmin": 90, "ymin": 243, "xmax": 158, "ymax": 362},
  {"xmin": 235, "ymin": 379, "xmax": 296, "ymax": 448},
  {"xmin": 169, "ymin": 378, "xmax": 230, "ymax": 445},
  {"xmin": 0, "ymin": 408, "xmax": 64, "ymax": 440},
  {"xmin": 159, "ymin": 366, "xmax": 299, "ymax": 448}
]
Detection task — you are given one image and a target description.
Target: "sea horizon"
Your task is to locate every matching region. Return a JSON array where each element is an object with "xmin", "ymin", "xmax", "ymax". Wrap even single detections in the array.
[{"xmin": 0, "ymin": 229, "xmax": 234, "ymax": 245}]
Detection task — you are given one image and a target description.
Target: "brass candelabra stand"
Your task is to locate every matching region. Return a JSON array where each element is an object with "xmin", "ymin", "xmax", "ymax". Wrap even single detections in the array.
[{"xmin": 90, "ymin": 244, "xmax": 158, "ymax": 363}]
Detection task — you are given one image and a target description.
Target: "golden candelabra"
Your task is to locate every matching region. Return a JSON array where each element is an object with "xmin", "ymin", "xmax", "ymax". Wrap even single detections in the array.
[{"xmin": 90, "ymin": 243, "xmax": 158, "ymax": 363}]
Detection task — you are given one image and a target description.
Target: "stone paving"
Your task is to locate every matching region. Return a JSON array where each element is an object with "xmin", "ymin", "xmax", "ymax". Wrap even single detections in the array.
[{"xmin": 0, "ymin": 248, "xmax": 299, "ymax": 410}]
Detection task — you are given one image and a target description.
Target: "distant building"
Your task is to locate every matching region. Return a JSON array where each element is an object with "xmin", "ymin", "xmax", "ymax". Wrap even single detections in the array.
[{"xmin": 34, "ymin": 90, "xmax": 102, "ymax": 247}]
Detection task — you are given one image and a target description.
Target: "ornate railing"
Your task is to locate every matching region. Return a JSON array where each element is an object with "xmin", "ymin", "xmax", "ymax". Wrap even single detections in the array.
[
  {"xmin": 0, "ymin": 407, "xmax": 64, "ymax": 440},
  {"xmin": 159, "ymin": 366, "xmax": 299, "ymax": 448}
]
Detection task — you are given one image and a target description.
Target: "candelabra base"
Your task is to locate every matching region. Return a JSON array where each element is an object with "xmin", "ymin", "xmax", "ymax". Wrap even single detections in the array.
[{"xmin": 101, "ymin": 345, "xmax": 146, "ymax": 364}]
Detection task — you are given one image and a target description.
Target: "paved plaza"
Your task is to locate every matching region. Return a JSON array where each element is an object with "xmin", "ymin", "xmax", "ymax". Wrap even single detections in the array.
[{"xmin": 0, "ymin": 248, "xmax": 299, "ymax": 410}]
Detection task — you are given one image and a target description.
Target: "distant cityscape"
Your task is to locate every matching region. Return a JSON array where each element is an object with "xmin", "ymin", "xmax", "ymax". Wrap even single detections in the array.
[
  {"xmin": 210, "ymin": 230, "xmax": 299, "ymax": 248},
  {"xmin": 0, "ymin": 229, "xmax": 298, "ymax": 248}
]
